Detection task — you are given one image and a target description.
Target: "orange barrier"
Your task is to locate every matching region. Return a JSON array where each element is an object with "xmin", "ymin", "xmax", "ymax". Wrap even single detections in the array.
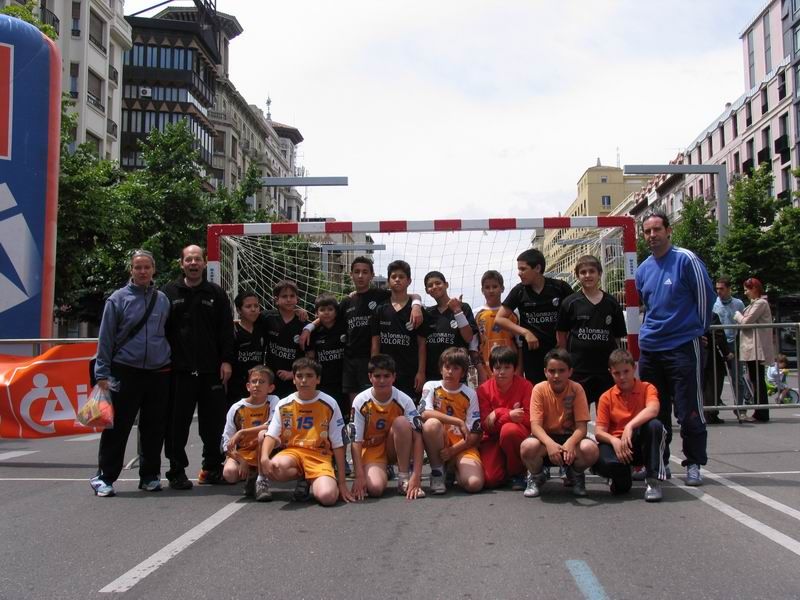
[{"xmin": 0, "ymin": 342, "xmax": 99, "ymax": 438}]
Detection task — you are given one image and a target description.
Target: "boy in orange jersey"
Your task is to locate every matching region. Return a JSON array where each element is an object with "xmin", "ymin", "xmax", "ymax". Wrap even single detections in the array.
[
  {"xmin": 594, "ymin": 349, "xmax": 666, "ymax": 502},
  {"xmin": 474, "ymin": 270, "xmax": 522, "ymax": 383},
  {"xmin": 260, "ymin": 358, "xmax": 354, "ymax": 506},
  {"xmin": 520, "ymin": 348, "xmax": 599, "ymax": 498},
  {"xmin": 222, "ymin": 365, "xmax": 279, "ymax": 501},
  {"xmin": 477, "ymin": 346, "xmax": 532, "ymax": 489},
  {"xmin": 350, "ymin": 354, "xmax": 425, "ymax": 500},
  {"xmin": 420, "ymin": 347, "xmax": 484, "ymax": 495}
]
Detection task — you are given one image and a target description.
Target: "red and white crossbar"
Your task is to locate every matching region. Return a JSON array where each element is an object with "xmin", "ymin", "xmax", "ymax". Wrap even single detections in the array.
[{"xmin": 207, "ymin": 216, "xmax": 641, "ymax": 356}]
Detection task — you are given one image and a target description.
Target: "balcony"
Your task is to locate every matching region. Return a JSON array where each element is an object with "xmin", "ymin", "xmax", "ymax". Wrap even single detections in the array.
[
  {"xmin": 40, "ymin": 7, "xmax": 59, "ymax": 36},
  {"xmin": 212, "ymin": 155, "xmax": 225, "ymax": 170},
  {"xmin": 777, "ymin": 190, "xmax": 790, "ymax": 202},
  {"xmin": 757, "ymin": 147, "xmax": 771, "ymax": 166},
  {"xmin": 106, "ymin": 118, "xmax": 117, "ymax": 138},
  {"xmin": 779, "ymin": 83, "xmax": 786, "ymax": 100},
  {"xmin": 69, "ymin": 90, "xmax": 78, "ymax": 99},
  {"xmin": 108, "ymin": 65, "xmax": 118, "ymax": 85},
  {"xmin": 775, "ymin": 134, "xmax": 789, "ymax": 154},
  {"xmin": 89, "ymin": 33, "xmax": 107, "ymax": 55},
  {"xmin": 87, "ymin": 91, "xmax": 105, "ymax": 113},
  {"xmin": 742, "ymin": 158, "xmax": 754, "ymax": 174}
]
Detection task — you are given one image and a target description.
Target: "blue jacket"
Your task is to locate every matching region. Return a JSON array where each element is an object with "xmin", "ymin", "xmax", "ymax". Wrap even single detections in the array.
[
  {"xmin": 94, "ymin": 281, "xmax": 171, "ymax": 381},
  {"xmin": 635, "ymin": 245, "xmax": 715, "ymax": 352}
]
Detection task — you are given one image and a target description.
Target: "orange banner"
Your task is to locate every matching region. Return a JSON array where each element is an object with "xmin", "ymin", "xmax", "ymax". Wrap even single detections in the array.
[{"xmin": 0, "ymin": 343, "xmax": 100, "ymax": 438}]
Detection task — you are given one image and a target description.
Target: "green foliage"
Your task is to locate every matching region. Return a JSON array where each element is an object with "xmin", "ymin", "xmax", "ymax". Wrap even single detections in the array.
[
  {"xmin": 0, "ymin": 1, "xmax": 58, "ymax": 40},
  {"xmin": 670, "ymin": 196, "xmax": 719, "ymax": 279},
  {"xmin": 716, "ymin": 163, "xmax": 800, "ymax": 295}
]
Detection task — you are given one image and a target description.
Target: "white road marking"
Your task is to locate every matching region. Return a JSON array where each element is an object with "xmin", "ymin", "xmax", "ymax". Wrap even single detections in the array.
[
  {"xmin": 670, "ymin": 458, "xmax": 800, "ymax": 523},
  {"xmin": 99, "ymin": 501, "xmax": 248, "ymax": 593},
  {"xmin": 0, "ymin": 451, "xmax": 38, "ymax": 461},
  {"xmin": 65, "ymin": 433, "xmax": 103, "ymax": 442}
]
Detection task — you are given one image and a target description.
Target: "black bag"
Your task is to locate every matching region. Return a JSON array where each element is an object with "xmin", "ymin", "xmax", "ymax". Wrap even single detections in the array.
[{"xmin": 89, "ymin": 290, "xmax": 159, "ymax": 386}]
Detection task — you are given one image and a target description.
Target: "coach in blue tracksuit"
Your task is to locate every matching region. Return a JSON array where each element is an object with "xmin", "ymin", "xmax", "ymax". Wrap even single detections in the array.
[{"xmin": 635, "ymin": 211, "xmax": 715, "ymax": 486}]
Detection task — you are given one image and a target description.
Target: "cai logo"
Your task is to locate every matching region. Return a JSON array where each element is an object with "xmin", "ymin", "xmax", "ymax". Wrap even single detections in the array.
[
  {"xmin": 0, "ymin": 182, "xmax": 42, "ymax": 314},
  {"xmin": 19, "ymin": 373, "xmax": 88, "ymax": 434}
]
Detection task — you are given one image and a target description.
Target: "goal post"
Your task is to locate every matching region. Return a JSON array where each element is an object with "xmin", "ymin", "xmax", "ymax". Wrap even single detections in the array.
[{"xmin": 207, "ymin": 216, "xmax": 641, "ymax": 357}]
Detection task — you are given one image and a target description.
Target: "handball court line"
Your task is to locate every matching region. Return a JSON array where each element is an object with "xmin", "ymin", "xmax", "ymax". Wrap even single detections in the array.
[
  {"xmin": 565, "ymin": 560, "xmax": 609, "ymax": 600},
  {"xmin": 667, "ymin": 459, "xmax": 800, "ymax": 557},
  {"xmin": 99, "ymin": 500, "xmax": 249, "ymax": 593},
  {"xmin": 0, "ymin": 450, "xmax": 38, "ymax": 461}
]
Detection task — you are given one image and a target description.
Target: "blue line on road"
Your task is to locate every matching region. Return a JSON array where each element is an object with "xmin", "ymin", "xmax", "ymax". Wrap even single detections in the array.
[{"xmin": 566, "ymin": 560, "xmax": 609, "ymax": 600}]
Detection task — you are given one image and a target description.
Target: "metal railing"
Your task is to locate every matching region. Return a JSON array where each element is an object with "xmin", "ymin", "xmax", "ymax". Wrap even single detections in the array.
[
  {"xmin": 40, "ymin": 7, "xmax": 60, "ymax": 35},
  {"xmin": 706, "ymin": 322, "xmax": 800, "ymax": 412},
  {"xmin": 0, "ymin": 338, "xmax": 97, "ymax": 357}
]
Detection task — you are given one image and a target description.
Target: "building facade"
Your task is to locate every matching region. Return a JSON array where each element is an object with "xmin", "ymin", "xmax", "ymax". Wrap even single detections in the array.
[{"xmin": 0, "ymin": 0, "xmax": 132, "ymax": 160}]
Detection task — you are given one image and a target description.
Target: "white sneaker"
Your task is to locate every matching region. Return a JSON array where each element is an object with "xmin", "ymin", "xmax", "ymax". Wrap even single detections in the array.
[{"xmin": 645, "ymin": 478, "xmax": 663, "ymax": 502}]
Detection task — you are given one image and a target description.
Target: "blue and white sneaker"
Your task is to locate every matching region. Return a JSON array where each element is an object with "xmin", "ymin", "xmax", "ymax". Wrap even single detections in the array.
[
  {"xmin": 686, "ymin": 464, "xmax": 703, "ymax": 486},
  {"xmin": 138, "ymin": 478, "xmax": 162, "ymax": 492},
  {"xmin": 90, "ymin": 476, "xmax": 115, "ymax": 497}
]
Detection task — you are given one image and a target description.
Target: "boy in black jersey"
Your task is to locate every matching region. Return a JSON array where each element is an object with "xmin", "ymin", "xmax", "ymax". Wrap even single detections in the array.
[
  {"xmin": 370, "ymin": 260, "xmax": 427, "ymax": 399},
  {"xmin": 306, "ymin": 293, "xmax": 348, "ymax": 417},
  {"xmin": 422, "ymin": 271, "xmax": 478, "ymax": 381},
  {"xmin": 263, "ymin": 280, "xmax": 305, "ymax": 399},
  {"xmin": 228, "ymin": 291, "xmax": 268, "ymax": 407},
  {"xmin": 556, "ymin": 255, "xmax": 627, "ymax": 406},
  {"xmin": 299, "ymin": 256, "xmax": 423, "ymax": 404},
  {"xmin": 495, "ymin": 248, "xmax": 573, "ymax": 384}
]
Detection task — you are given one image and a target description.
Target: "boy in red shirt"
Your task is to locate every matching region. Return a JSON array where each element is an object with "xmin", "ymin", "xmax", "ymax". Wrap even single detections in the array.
[
  {"xmin": 477, "ymin": 346, "xmax": 532, "ymax": 489},
  {"xmin": 594, "ymin": 349, "xmax": 666, "ymax": 502},
  {"xmin": 520, "ymin": 348, "xmax": 599, "ymax": 498}
]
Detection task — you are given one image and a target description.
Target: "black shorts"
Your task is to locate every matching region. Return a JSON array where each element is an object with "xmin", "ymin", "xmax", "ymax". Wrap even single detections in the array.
[
  {"xmin": 342, "ymin": 355, "xmax": 370, "ymax": 394},
  {"xmin": 533, "ymin": 432, "xmax": 580, "ymax": 466}
]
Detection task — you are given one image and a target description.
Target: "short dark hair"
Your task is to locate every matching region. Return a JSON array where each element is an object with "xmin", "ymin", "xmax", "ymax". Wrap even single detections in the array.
[
  {"xmin": 716, "ymin": 276, "xmax": 732, "ymax": 288},
  {"xmin": 440, "ymin": 347, "xmax": 470, "ymax": 372},
  {"xmin": 642, "ymin": 211, "xmax": 670, "ymax": 230},
  {"xmin": 387, "ymin": 259, "xmax": 411, "ymax": 279},
  {"xmin": 368, "ymin": 354, "xmax": 396, "ymax": 374},
  {"xmin": 273, "ymin": 280, "xmax": 299, "ymax": 298},
  {"xmin": 424, "ymin": 271, "xmax": 447, "ymax": 286},
  {"xmin": 608, "ymin": 349, "xmax": 635, "ymax": 369},
  {"xmin": 517, "ymin": 248, "xmax": 546, "ymax": 273},
  {"xmin": 351, "ymin": 256, "xmax": 374, "ymax": 274},
  {"xmin": 544, "ymin": 348, "xmax": 572, "ymax": 369},
  {"xmin": 489, "ymin": 346, "xmax": 517, "ymax": 370},
  {"xmin": 234, "ymin": 290, "xmax": 260, "ymax": 310},
  {"xmin": 248, "ymin": 365, "xmax": 275, "ymax": 385},
  {"xmin": 292, "ymin": 357, "xmax": 322, "ymax": 377},
  {"xmin": 481, "ymin": 270, "xmax": 504, "ymax": 287},
  {"xmin": 574, "ymin": 255, "xmax": 602, "ymax": 276},
  {"xmin": 314, "ymin": 292, "xmax": 338, "ymax": 311}
]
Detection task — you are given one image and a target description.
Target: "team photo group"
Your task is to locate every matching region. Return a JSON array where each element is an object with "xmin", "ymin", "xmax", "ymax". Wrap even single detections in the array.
[{"xmin": 90, "ymin": 211, "xmax": 719, "ymax": 507}]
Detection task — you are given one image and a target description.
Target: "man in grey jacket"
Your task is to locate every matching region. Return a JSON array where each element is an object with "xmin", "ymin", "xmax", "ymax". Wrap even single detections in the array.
[{"xmin": 90, "ymin": 250, "xmax": 171, "ymax": 497}]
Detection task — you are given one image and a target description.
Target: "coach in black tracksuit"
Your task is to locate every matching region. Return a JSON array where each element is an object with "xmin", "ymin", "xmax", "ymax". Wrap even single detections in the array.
[{"xmin": 163, "ymin": 245, "xmax": 235, "ymax": 490}]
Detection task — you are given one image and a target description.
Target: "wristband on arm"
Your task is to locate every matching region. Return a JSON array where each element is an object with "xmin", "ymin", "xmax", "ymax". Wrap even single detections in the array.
[
  {"xmin": 454, "ymin": 311, "xmax": 469, "ymax": 328},
  {"xmin": 303, "ymin": 323, "xmax": 316, "ymax": 333}
]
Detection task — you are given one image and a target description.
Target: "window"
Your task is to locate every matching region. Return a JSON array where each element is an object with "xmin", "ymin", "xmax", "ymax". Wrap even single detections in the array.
[
  {"xmin": 734, "ymin": 151, "xmax": 740, "ymax": 174},
  {"xmin": 795, "ymin": 25, "xmax": 800, "ymax": 56},
  {"xmin": 143, "ymin": 111, "xmax": 157, "ymax": 133},
  {"xmin": 127, "ymin": 43, "xmax": 144, "ymax": 67},
  {"xmin": 689, "ymin": 186, "xmax": 694, "ymax": 198},
  {"xmin": 780, "ymin": 112, "xmax": 789, "ymax": 137},
  {"xmin": 782, "ymin": 167, "xmax": 792, "ymax": 196},
  {"xmin": 761, "ymin": 89, "xmax": 768, "ymax": 115},
  {"xmin": 746, "ymin": 101, "xmax": 752, "ymax": 127},
  {"xmin": 160, "ymin": 46, "xmax": 172, "ymax": 69},
  {"xmin": 747, "ymin": 29, "xmax": 755, "ymax": 86},
  {"xmin": 779, "ymin": 72, "xmax": 786, "ymax": 100},
  {"xmin": 763, "ymin": 12, "xmax": 771, "ymax": 74},
  {"xmin": 89, "ymin": 11, "xmax": 105, "ymax": 53},
  {"xmin": 146, "ymin": 45, "xmax": 158, "ymax": 68},
  {"xmin": 732, "ymin": 112, "xmax": 739, "ymax": 138},
  {"xmin": 121, "ymin": 109, "xmax": 128, "ymax": 133},
  {"xmin": 719, "ymin": 124, "xmax": 725, "ymax": 149},
  {"xmin": 69, "ymin": 63, "xmax": 79, "ymax": 97},
  {"xmin": 697, "ymin": 145, "xmax": 702, "ymax": 165},
  {"xmin": 746, "ymin": 138, "xmax": 755, "ymax": 160},
  {"xmin": 762, "ymin": 126, "xmax": 771, "ymax": 152},
  {"xmin": 601, "ymin": 195, "xmax": 611, "ymax": 208},
  {"xmin": 87, "ymin": 70, "xmax": 103, "ymax": 112},
  {"xmin": 600, "ymin": 176, "xmax": 608, "ymax": 183},
  {"xmin": 174, "ymin": 48, "xmax": 185, "ymax": 70},
  {"xmin": 86, "ymin": 132, "xmax": 101, "ymax": 155},
  {"xmin": 699, "ymin": 178, "xmax": 704, "ymax": 197},
  {"xmin": 707, "ymin": 135, "xmax": 713, "ymax": 157},
  {"xmin": 71, "ymin": 2, "xmax": 81, "ymax": 35}
]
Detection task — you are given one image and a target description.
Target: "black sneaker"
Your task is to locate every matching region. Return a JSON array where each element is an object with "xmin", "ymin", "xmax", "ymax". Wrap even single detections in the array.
[
  {"xmin": 167, "ymin": 471, "xmax": 193, "ymax": 490},
  {"xmin": 243, "ymin": 474, "xmax": 257, "ymax": 497},
  {"xmin": 292, "ymin": 479, "xmax": 311, "ymax": 502},
  {"xmin": 197, "ymin": 468, "xmax": 226, "ymax": 485}
]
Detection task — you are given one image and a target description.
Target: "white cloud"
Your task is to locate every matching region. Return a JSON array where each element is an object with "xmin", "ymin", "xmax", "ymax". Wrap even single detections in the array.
[{"xmin": 125, "ymin": 0, "xmax": 760, "ymax": 223}]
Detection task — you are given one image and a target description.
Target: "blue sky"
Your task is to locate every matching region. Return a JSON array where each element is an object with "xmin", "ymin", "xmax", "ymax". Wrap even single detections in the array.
[{"xmin": 127, "ymin": 0, "xmax": 765, "ymax": 224}]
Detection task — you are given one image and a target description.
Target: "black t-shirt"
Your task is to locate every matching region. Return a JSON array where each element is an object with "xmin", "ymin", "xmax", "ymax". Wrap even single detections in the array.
[
  {"xmin": 502, "ymin": 278, "xmax": 574, "ymax": 354},
  {"xmin": 340, "ymin": 288, "xmax": 392, "ymax": 358},
  {"xmin": 370, "ymin": 298, "xmax": 426, "ymax": 389},
  {"xmin": 424, "ymin": 303, "xmax": 477, "ymax": 380},
  {"xmin": 310, "ymin": 318, "xmax": 347, "ymax": 392},
  {"xmin": 556, "ymin": 291, "xmax": 627, "ymax": 375},
  {"xmin": 228, "ymin": 320, "xmax": 267, "ymax": 402},
  {"xmin": 262, "ymin": 311, "xmax": 304, "ymax": 396}
]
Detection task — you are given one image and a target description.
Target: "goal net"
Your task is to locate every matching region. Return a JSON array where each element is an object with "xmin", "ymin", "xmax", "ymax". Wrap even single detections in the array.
[{"xmin": 207, "ymin": 217, "xmax": 640, "ymax": 353}]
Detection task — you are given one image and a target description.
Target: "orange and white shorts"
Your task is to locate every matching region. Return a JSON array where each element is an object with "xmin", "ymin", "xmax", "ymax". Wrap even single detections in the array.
[
  {"xmin": 277, "ymin": 447, "xmax": 335, "ymax": 481},
  {"xmin": 445, "ymin": 430, "xmax": 482, "ymax": 465}
]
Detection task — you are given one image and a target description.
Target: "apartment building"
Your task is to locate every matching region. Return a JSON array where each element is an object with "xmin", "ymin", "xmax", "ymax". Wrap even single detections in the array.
[{"xmin": 0, "ymin": 0, "xmax": 132, "ymax": 160}]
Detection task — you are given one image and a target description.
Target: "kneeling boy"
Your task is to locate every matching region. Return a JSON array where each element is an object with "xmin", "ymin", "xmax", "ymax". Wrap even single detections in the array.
[
  {"xmin": 350, "ymin": 354, "xmax": 425, "ymax": 500},
  {"xmin": 260, "ymin": 358, "xmax": 354, "ymax": 506},
  {"xmin": 594, "ymin": 349, "xmax": 666, "ymax": 502},
  {"xmin": 477, "ymin": 346, "xmax": 532, "ymax": 489},
  {"xmin": 222, "ymin": 365, "xmax": 279, "ymax": 501},
  {"xmin": 421, "ymin": 348, "xmax": 484, "ymax": 494},
  {"xmin": 520, "ymin": 348, "xmax": 598, "ymax": 498}
]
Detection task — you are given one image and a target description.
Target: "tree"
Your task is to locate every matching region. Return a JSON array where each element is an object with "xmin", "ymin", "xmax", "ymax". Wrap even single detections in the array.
[
  {"xmin": 670, "ymin": 197, "xmax": 719, "ymax": 279},
  {"xmin": 716, "ymin": 163, "xmax": 800, "ymax": 295},
  {"xmin": 0, "ymin": 1, "xmax": 57, "ymax": 40}
]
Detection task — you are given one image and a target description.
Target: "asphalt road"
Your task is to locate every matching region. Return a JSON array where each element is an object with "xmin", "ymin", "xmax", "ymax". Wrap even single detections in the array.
[{"xmin": 1, "ymin": 411, "xmax": 799, "ymax": 600}]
